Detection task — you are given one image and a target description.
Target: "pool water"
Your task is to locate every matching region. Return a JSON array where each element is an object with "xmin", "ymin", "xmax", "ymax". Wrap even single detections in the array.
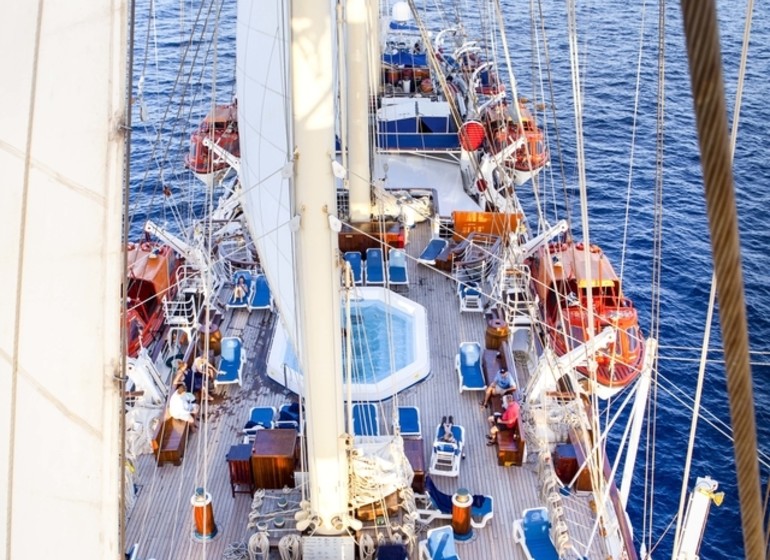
[
  {"xmin": 344, "ymin": 300, "xmax": 413, "ymax": 383},
  {"xmin": 268, "ymin": 287, "xmax": 430, "ymax": 402}
]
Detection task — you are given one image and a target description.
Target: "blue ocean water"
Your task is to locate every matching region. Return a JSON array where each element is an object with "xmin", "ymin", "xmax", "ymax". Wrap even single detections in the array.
[{"xmin": 130, "ymin": 1, "xmax": 769, "ymax": 557}]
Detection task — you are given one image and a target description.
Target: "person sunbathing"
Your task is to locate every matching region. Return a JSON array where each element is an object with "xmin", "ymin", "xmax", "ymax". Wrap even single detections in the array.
[
  {"xmin": 440, "ymin": 416, "xmax": 456, "ymax": 444},
  {"xmin": 486, "ymin": 394, "xmax": 519, "ymax": 446},
  {"xmin": 232, "ymin": 275, "xmax": 249, "ymax": 304}
]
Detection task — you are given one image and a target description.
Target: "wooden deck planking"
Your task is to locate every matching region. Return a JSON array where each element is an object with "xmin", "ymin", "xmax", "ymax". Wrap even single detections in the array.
[{"xmin": 125, "ymin": 220, "xmax": 610, "ymax": 559}]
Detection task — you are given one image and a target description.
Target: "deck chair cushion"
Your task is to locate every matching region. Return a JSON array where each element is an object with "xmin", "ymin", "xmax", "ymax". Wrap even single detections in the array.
[
  {"xmin": 397, "ymin": 406, "xmax": 421, "ymax": 436},
  {"xmin": 216, "ymin": 337, "xmax": 244, "ymax": 386},
  {"xmin": 352, "ymin": 403, "xmax": 379, "ymax": 436},
  {"xmin": 344, "ymin": 252, "xmax": 363, "ymax": 285},
  {"xmin": 365, "ymin": 248, "xmax": 385, "ymax": 285},
  {"xmin": 248, "ymin": 274, "xmax": 272, "ymax": 310},
  {"xmin": 388, "ymin": 248, "xmax": 408, "ymax": 285}
]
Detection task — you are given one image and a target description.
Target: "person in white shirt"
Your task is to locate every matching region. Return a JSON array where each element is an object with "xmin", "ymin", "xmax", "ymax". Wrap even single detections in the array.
[{"xmin": 168, "ymin": 383, "xmax": 199, "ymax": 431}]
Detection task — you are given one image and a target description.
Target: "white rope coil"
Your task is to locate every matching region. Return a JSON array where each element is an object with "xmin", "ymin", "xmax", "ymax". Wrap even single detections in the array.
[
  {"xmin": 247, "ymin": 532, "xmax": 270, "ymax": 560},
  {"xmin": 278, "ymin": 534, "xmax": 302, "ymax": 560},
  {"xmin": 358, "ymin": 533, "xmax": 375, "ymax": 560}
]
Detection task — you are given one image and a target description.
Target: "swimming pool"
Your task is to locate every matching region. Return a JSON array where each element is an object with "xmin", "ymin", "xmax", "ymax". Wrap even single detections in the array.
[{"xmin": 266, "ymin": 287, "xmax": 430, "ymax": 401}]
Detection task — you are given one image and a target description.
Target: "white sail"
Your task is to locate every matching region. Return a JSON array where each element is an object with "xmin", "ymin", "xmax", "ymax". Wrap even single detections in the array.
[
  {"xmin": 0, "ymin": 1, "xmax": 125, "ymax": 558},
  {"xmin": 236, "ymin": 0, "xmax": 300, "ymax": 352},
  {"xmin": 237, "ymin": 0, "xmax": 350, "ymax": 534}
]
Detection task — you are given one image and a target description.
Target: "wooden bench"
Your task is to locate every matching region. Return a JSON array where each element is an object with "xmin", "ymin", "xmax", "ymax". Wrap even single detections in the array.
[
  {"xmin": 152, "ymin": 417, "xmax": 190, "ymax": 466},
  {"xmin": 482, "ymin": 343, "xmax": 517, "ymax": 414},
  {"xmin": 496, "ymin": 421, "xmax": 525, "ymax": 467}
]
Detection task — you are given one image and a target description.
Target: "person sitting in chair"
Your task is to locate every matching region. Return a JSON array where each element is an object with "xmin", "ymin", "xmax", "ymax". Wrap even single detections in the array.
[
  {"xmin": 192, "ymin": 355, "xmax": 217, "ymax": 402},
  {"xmin": 440, "ymin": 415, "xmax": 456, "ymax": 444},
  {"xmin": 173, "ymin": 357, "xmax": 215, "ymax": 403},
  {"xmin": 486, "ymin": 394, "xmax": 519, "ymax": 445},
  {"xmin": 168, "ymin": 383, "xmax": 199, "ymax": 432},
  {"xmin": 232, "ymin": 274, "xmax": 249, "ymax": 304},
  {"xmin": 480, "ymin": 367, "xmax": 515, "ymax": 407}
]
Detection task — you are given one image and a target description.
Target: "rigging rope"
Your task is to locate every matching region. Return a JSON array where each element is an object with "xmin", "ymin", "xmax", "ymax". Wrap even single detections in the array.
[
  {"xmin": 680, "ymin": 1, "xmax": 764, "ymax": 558},
  {"xmin": 643, "ymin": 0, "xmax": 664, "ymax": 552},
  {"xmin": 675, "ymin": 1, "xmax": 758, "ymax": 554}
]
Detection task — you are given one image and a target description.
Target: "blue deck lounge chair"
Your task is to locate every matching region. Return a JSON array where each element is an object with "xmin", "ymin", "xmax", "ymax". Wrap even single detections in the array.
[
  {"xmin": 248, "ymin": 274, "xmax": 273, "ymax": 311},
  {"xmin": 418, "ymin": 525, "xmax": 460, "ymax": 560},
  {"xmin": 352, "ymin": 402, "xmax": 379, "ymax": 436},
  {"xmin": 388, "ymin": 248, "xmax": 408, "ymax": 286},
  {"xmin": 396, "ymin": 406, "xmax": 421, "ymax": 437},
  {"xmin": 344, "ymin": 251, "xmax": 363, "ymax": 285},
  {"xmin": 429, "ymin": 422, "xmax": 464, "ymax": 477},
  {"xmin": 277, "ymin": 402, "xmax": 303, "ymax": 431},
  {"xmin": 279, "ymin": 402, "xmax": 301, "ymax": 422},
  {"xmin": 244, "ymin": 406, "xmax": 276, "ymax": 431},
  {"xmin": 457, "ymin": 281, "xmax": 483, "ymax": 312},
  {"xmin": 214, "ymin": 336, "xmax": 245, "ymax": 388},
  {"xmin": 365, "ymin": 248, "xmax": 385, "ymax": 286},
  {"xmin": 512, "ymin": 507, "xmax": 559, "ymax": 560},
  {"xmin": 418, "ymin": 238, "xmax": 448, "ymax": 266},
  {"xmin": 226, "ymin": 270, "xmax": 252, "ymax": 309},
  {"xmin": 455, "ymin": 342, "xmax": 486, "ymax": 393},
  {"xmin": 416, "ymin": 476, "xmax": 494, "ymax": 529}
]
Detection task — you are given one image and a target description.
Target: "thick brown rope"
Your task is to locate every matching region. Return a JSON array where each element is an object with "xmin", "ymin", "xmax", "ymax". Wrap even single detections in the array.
[{"xmin": 679, "ymin": 2, "xmax": 764, "ymax": 558}]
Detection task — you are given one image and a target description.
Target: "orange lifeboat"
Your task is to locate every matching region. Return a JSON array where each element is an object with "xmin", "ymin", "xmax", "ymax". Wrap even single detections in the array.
[
  {"xmin": 125, "ymin": 242, "xmax": 182, "ymax": 357},
  {"xmin": 512, "ymin": 100, "xmax": 549, "ymax": 173},
  {"xmin": 184, "ymin": 102, "xmax": 239, "ymax": 175},
  {"xmin": 530, "ymin": 240, "xmax": 645, "ymax": 390}
]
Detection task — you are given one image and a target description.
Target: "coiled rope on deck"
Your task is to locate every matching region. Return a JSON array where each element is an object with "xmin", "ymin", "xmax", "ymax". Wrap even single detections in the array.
[
  {"xmin": 247, "ymin": 532, "xmax": 270, "ymax": 559},
  {"xmin": 278, "ymin": 534, "xmax": 302, "ymax": 560}
]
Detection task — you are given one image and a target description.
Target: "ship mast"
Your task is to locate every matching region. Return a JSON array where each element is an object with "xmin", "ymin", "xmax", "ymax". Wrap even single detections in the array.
[{"xmin": 291, "ymin": 0, "xmax": 350, "ymax": 534}]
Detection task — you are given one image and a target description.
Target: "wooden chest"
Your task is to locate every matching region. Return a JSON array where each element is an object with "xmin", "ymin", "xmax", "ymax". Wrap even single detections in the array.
[
  {"xmin": 496, "ymin": 428, "xmax": 524, "ymax": 467},
  {"xmin": 554, "ymin": 443, "xmax": 592, "ymax": 491},
  {"xmin": 403, "ymin": 437, "xmax": 425, "ymax": 493},
  {"xmin": 251, "ymin": 429, "xmax": 297, "ymax": 489},
  {"xmin": 152, "ymin": 418, "xmax": 189, "ymax": 466}
]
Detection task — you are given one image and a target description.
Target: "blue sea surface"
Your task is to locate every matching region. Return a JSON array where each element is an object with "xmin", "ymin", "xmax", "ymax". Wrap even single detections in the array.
[
  {"xmin": 130, "ymin": 1, "xmax": 769, "ymax": 557},
  {"xmin": 506, "ymin": 3, "xmax": 770, "ymax": 558}
]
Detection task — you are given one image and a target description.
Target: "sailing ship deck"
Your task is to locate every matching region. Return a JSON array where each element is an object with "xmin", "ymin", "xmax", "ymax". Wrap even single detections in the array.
[{"xmin": 125, "ymin": 221, "xmax": 609, "ymax": 559}]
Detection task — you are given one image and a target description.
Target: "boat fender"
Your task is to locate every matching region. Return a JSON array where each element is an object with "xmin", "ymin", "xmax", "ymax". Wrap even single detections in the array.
[
  {"xmin": 127, "ymin": 242, "xmax": 136, "ymax": 251},
  {"xmin": 140, "ymin": 241, "xmax": 153, "ymax": 252}
]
